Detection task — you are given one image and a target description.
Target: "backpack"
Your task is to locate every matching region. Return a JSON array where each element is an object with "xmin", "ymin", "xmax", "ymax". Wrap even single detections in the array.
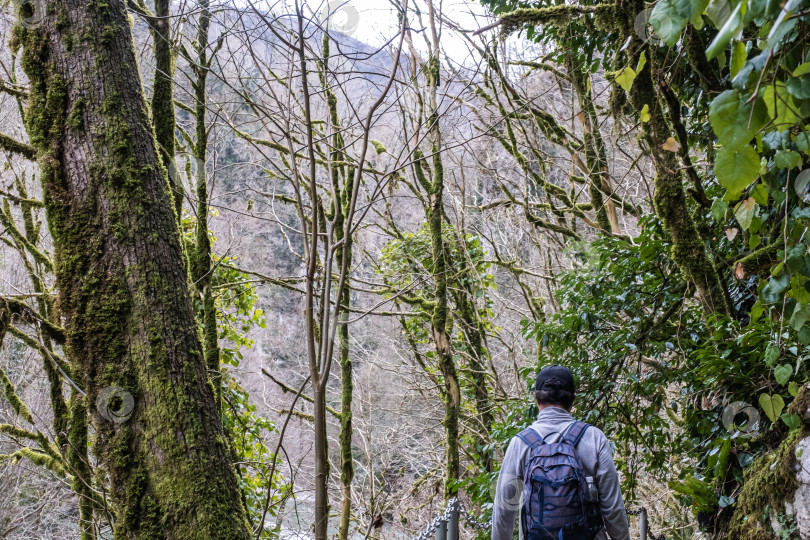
[{"xmin": 517, "ymin": 421, "xmax": 602, "ymax": 540}]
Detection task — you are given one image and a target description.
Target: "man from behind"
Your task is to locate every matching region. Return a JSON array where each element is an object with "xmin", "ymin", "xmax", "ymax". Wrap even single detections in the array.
[{"xmin": 491, "ymin": 365, "xmax": 631, "ymax": 540}]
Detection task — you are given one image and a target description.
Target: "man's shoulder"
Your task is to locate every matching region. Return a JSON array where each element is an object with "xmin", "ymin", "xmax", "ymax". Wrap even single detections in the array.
[{"xmin": 580, "ymin": 423, "xmax": 609, "ymax": 444}]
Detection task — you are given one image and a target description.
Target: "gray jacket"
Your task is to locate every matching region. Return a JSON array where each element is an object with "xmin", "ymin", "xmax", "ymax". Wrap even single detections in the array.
[{"xmin": 491, "ymin": 407, "xmax": 630, "ymax": 540}]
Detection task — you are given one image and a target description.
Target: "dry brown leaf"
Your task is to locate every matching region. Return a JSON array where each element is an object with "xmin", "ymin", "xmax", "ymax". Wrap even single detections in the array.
[{"xmin": 662, "ymin": 136, "xmax": 680, "ymax": 152}]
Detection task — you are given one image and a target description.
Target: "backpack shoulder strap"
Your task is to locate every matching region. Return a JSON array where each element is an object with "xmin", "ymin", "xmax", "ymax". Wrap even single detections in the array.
[
  {"xmin": 561, "ymin": 421, "xmax": 590, "ymax": 446},
  {"xmin": 516, "ymin": 427, "xmax": 545, "ymax": 448}
]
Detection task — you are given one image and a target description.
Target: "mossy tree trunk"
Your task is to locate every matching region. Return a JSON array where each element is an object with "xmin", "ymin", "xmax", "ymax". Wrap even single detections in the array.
[
  {"xmin": 452, "ymin": 282, "xmax": 494, "ymax": 473},
  {"xmin": 149, "ymin": 0, "xmax": 182, "ymax": 222},
  {"xmin": 5, "ymin": 149, "xmax": 94, "ymax": 537},
  {"xmin": 620, "ymin": 10, "xmax": 731, "ymax": 317},
  {"xmin": 13, "ymin": 1, "xmax": 251, "ymax": 537},
  {"xmin": 186, "ymin": 0, "xmax": 220, "ymax": 407},
  {"xmin": 425, "ymin": 0, "xmax": 460, "ymax": 495},
  {"xmin": 319, "ymin": 34, "xmax": 355, "ymax": 540},
  {"xmin": 565, "ymin": 51, "xmax": 620, "ymax": 234}
]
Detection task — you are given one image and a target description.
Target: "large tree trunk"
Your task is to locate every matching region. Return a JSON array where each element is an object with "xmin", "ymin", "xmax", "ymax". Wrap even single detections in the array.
[
  {"xmin": 13, "ymin": 1, "xmax": 251, "ymax": 538},
  {"xmin": 622, "ymin": 20, "xmax": 731, "ymax": 317}
]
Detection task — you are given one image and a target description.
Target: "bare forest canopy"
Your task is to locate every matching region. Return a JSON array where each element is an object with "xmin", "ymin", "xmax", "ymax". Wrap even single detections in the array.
[{"xmin": 0, "ymin": 0, "xmax": 809, "ymax": 539}]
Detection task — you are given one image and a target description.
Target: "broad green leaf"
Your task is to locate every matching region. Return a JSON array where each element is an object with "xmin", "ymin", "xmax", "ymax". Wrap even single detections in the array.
[
  {"xmin": 782, "ymin": 413, "xmax": 801, "ymax": 431},
  {"xmin": 796, "ymin": 132, "xmax": 810, "ymax": 154},
  {"xmin": 730, "ymin": 40, "xmax": 746, "ymax": 78},
  {"xmin": 762, "ymin": 130, "xmax": 788, "ymax": 150},
  {"xmin": 791, "ymin": 305, "xmax": 810, "ymax": 331},
  {"xmin": 774, "ymin": 363, "xmax": 793, "ymax": 385},
  {"xmin": 751, "ymin": 301, "xmax": 765, "ymax": 322},
  {"xmin": 734, "ymin": 197, "xmax": 758, "ymax": 230},
  {"xmin": 709, "ymin": 90, "xmax": 769, "ymax": 149},
  {"xmin": 732, "ymin": 51, "xmax": 769, "ymax": 90},
  {"xmin": 789, "ymin": 381, "xmax": 799, "ymax": 396},
  {"xmin": 775, "ymin": 150, "xmax": 802, "ymax": 170},
  {"xmin": 748, "ymin": 0, "xmax": 780, "ymax": 20},
  {"xmin": 640, "ymin": 104, "xmax": 650, "ymax": 123},
  {"xmin": 712, "ymin": 199, "xmax": 729, "ymax": 221},
  {"xmin": 752, "ymin": 183, "xmax": 769, "ymax": 205},
  {"xmin": 761, "ymin": 272, "xmax": 790, "ymax": 304},
  {"xmin": 764, "ymin": 344, "xmax": 780, "ymax": 366},
  {"xmin": 799, "ymin": 326, "xmax": 810, "ymax": 345},
  {"xmin": 650, "ymin": 0, "xmax": 709, "ymax": 46},
  {"xmin": 706, "ymin": 2, "xmax": 743, "ymax": 60},
  {"xmin": 738, "ymin": 452, "xmax": 754, "ymax": 467},
  {"xmin": 763, "ymin": 82, "xmax": 800, "ymax": 128},
  {"xmin": 749, "ymin": 234, "xmax": 761, "ymax": 249},
  {"xmin": 705, "ymin": 0, "xmax": 732, "ymax": 27},
  {"xmin": 715, "ymin": 438, "xmax": 731, "ymax": 479},
  {"xmin": 794, "ymin": 63, "xmax": 810, "ymax": 77},
  {"xmin": 615, "ymin": 67, "xmax": 636, "ymax": 92},
  {"xmin": 767, "ymin": 0, "xmax": 801, "ymax": 48},
  {"xmin": 716, "ymin": 145, "xmax": 760, "ymax": 194},
  {"xmin": 636, "ymin": 51, "xmax": 647, "ymax": 73},
  {"xmin": 759, "ymin": 393, "xmax": 784, "ymax": 423},
  {"xmin": 796, "ymin": 170, "xmax": 810, "ymax": 199},
  {"xmin": 718, "ymin": 495, "xmax": 735, "ymax": 508},
  {"xmin": 785, "ymin": 244, "xmax": 807, "ymax": 273},
  {"xmin": 787, "ymin": 77, "xmax": 810, "ymax": 99},
  {"xmin": 750, "ymin": 215, "xmax": 762, "ymax": 234}
]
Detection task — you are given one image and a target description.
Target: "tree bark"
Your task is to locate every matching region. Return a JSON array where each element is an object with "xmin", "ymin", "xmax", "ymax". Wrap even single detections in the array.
[
  {"xmin": 13, "ymin": 1, "xmax": 251, "ymax": 538},
  {"xmin": 425, "ymin": 61, "xmax": 461, "ymax": 497},
  {"xmin": 320, "ymin": 33, "xmax": 355, "ymax": 539},
  {"xmin": 149, "ymin": 0, "xmax": 182, "ymax": 222},
  {"xmin": 624, "ymin": 31, "xmax": 731, "ymax": 316},
  {"xmin": 188, "ymin": 0, "xmax": 220, "ymax": 407}
]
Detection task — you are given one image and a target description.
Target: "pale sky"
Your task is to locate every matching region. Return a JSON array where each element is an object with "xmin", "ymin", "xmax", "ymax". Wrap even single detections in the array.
[{"xmin": 318, "ymin": 0, "xmax": 494, "ymax": 60}]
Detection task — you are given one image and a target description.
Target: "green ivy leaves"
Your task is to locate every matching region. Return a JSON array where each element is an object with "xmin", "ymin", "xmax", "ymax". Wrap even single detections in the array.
[
  {"xmin": 709, "ymin": 90, "xmax": 770, "ymax": 150},
  {"xmin": 614, "ymin": 52, "xmax": 646, "ymax": 92},
  {"xmin": 759, "ymin": 393, "xmax": 785, "ymax": 423},
  {"xmin": 706, "ymin": 1, "xmax": 742, "ymax": 60},
  {"xmin": 774, "ymin": 363, "xmax": 793, "ymax": 386},
  {"xmin": 710, "ymin": 90, "xmax": 771, "ymax": 195},
  {"xmin": 650, "ymin": 0, "xmax": 709, "ymax": 46},
  {"xmin": 716, "ymin": 146, "xmax": 760, "ymax": 195}
]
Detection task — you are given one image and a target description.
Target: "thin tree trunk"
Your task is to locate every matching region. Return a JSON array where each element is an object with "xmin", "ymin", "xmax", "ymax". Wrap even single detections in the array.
[
  {"xmin": 423, "ymin": 2, "xmax": 460, "ymax": 490},
  {"xmin": 453, "ymin": 284, "xmax": 493, "ymax": 473},
  {"xmin": 13, "ymin": 1, "xmax": 251, "ymax": 537},
  {"xmin": 67, "ymin": 392, "xmax": 95, "ymax": 540},
  {"xmin": 150, "ymin": 0, "xmax": 183, "ymax": 221},
  {"xmin": 188, "ymin": 0, "xmax": 220, "ymax": 406},
  {"xmin": 566, "ymin": 52, "xmax": 621, "ymax": 234},
  {"xmin": 292, "ymin": 6, "xmax": 330, "ymax": 536},
  {"xmin": 319, "ymin": 33, "xmax": 355, "ymax": 539}
]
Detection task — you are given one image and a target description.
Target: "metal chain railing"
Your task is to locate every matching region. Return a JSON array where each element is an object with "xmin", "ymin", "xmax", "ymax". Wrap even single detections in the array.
[
  {"xmin": 458, "ymin": 500, "xmax": 492, "ymax": 531},
  {"xmin": 410, "ymin": 498, "xmax": 461, "ymax": 540},
  {"xmin": 410, "ymin": 496, "xmax": 658, "ymax": 540}
]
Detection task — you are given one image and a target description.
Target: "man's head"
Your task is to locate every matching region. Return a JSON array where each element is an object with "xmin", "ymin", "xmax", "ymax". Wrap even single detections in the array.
[{"xmin": 533, "ymin": 365, "xmax": 576, "ymax": 410}]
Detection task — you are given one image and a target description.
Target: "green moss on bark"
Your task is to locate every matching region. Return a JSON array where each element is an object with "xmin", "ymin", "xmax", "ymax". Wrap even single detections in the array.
[
  {"xmin": 727, "ymin": 388, "xmax": 810, "ymax": 539},
  {"xmin": 14, "ymin": 2, "xmax": 251, "ymax": 538}
]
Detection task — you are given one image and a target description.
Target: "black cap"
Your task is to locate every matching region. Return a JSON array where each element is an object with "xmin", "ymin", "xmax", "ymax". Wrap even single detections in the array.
[{"xmin": 534, "ymin": 365, "xmax": 575, "ymax": 394}]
